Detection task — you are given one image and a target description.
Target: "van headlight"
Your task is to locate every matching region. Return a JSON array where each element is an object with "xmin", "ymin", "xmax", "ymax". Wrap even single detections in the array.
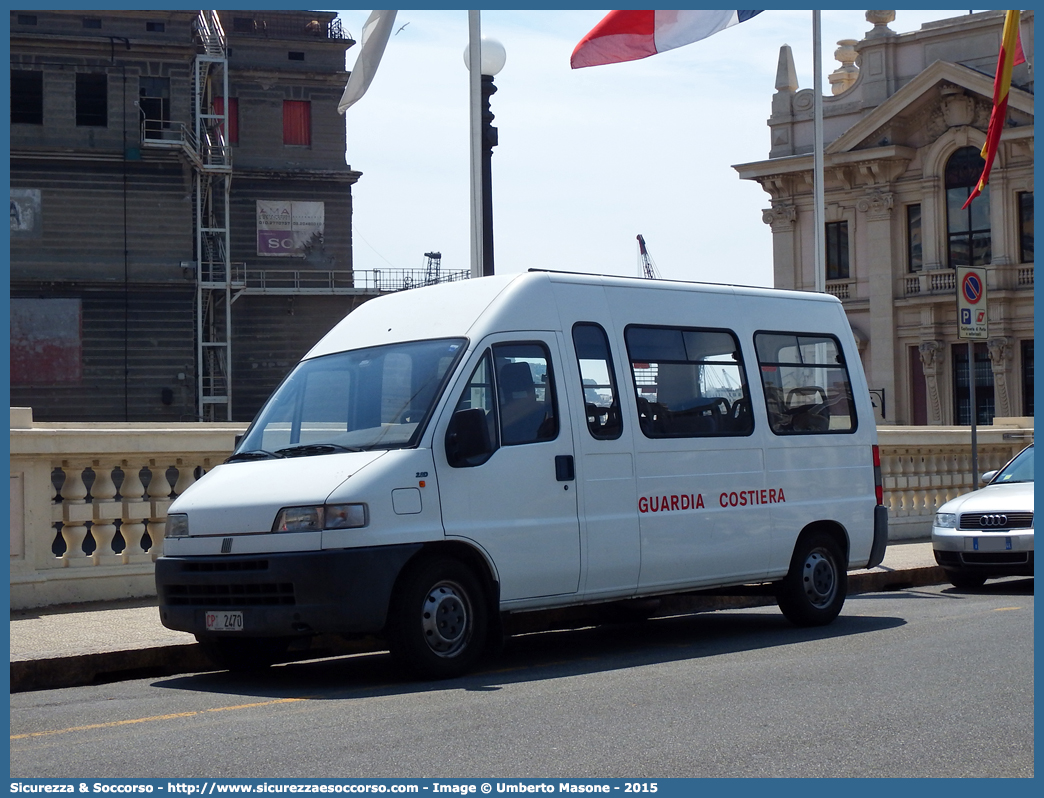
[
  {"xmin": 273, "ymin": 504, "xmax": 368, "ymax": 532},
  {"xmin": 934, "ymin": 512, "xmax": 958, "ymax": 529},
  {"xmin": 165, "ymin": 513, "xmax": 189, "ymax": 538}
]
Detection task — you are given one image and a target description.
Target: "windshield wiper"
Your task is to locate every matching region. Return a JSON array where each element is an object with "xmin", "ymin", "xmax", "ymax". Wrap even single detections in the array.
[
  {"xmin": 273, "ymin": 443, "xmax": 364, "ymax": 458},
  {"xmin": 226, "ymin": 449, "xmax": 283, "ymax": 463}
]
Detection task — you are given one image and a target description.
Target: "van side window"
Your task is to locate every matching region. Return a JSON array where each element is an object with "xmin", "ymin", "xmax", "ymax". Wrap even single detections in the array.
[
  {"xmin": 572, "ymin": 323, "xmax": 623, "ymax": 440},
  {"xmin": 754, "ymin": 332, "xmax": 856, "ymax": 434},
  {"xmin": 446, "ymin": 351, "xmax": 499, "ymax": 467},
  {"xmin": 493, "ymin": 343, "xmax": 559, "ymax": 445},
  {"xmin": 625, "ymin": 326, "xmax": 753, "ymax": 438}
]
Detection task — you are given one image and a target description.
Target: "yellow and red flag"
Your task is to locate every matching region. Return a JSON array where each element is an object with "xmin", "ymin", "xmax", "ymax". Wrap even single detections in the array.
[{"xmin": 963, "ymin": 10, "xmax": 1024, "ymax": 209}]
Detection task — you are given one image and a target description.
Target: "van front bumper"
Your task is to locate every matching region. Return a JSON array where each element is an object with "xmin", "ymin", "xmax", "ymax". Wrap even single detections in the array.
[{"xmin": 155, "ymin": 544, "xmax": 423, "ymax": 639}]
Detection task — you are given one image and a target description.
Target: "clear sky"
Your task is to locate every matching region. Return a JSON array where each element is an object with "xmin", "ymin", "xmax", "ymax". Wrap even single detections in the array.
[{"xmin": 334, "ymin": 9, "xmax": 970, "ymax": 287}]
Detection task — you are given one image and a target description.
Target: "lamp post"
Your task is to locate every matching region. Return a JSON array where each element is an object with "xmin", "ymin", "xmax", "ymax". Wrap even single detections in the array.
[{"xmin": 464, "ymin": 35, "xmax": 505, "ymax": 277}]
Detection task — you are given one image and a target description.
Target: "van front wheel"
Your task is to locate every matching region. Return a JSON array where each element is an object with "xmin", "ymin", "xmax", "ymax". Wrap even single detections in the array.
[
  {"xmin": 387, "ymin": 557, "xmax": 488, "ymax": 680},
  {"xmin": 776, "ymin": 532, "xmax": 847, "ymax": 626}
]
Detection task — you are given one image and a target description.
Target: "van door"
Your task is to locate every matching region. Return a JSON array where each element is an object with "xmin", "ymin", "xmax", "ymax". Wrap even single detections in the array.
[{"xmin": 435, "ymin": 334, "xmax": 581, "ymax": 602}]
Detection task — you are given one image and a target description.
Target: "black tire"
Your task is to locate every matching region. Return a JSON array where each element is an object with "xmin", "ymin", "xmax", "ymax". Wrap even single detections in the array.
[
  {"xmin": 195, "ymin": 636, "xmax": 290, "ymax": 671},
  {"xmin": 776, "ymin": 532, "xmax": 847, "ymax": 626},
  {"xmin": 387, "ymin": 557, "xmax": 489, "ymax": 680},
  {"xmin": 946, "ymin": 570, "xmax": 988, "ymax": 590}
]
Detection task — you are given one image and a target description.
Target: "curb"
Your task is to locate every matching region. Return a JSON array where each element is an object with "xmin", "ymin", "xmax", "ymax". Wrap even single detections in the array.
[{"xmin": 9, "ymin": 565, "xmax": 948, "ymax": 693}]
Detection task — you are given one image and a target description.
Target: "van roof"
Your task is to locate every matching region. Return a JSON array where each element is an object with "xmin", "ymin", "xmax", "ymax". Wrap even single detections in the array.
[{"xmin": 303, "ymin": 271, "xmax": 842, "ymax": 360}]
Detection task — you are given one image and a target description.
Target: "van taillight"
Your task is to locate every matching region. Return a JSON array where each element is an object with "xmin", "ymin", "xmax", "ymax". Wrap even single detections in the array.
[{"xmin": 872, "ymin": 445, "xmax": 884, "ymax": 505}]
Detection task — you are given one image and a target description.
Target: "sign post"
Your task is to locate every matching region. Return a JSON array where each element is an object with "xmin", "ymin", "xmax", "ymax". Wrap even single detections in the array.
[{"xmin": 957, "ymin": 266, "xmax": 988, "ymax": 486}]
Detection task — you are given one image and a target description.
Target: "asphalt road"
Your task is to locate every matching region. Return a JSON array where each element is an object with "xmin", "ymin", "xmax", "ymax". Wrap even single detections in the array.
[{"xmin": 10, "ymin": 579, "xmax": 1033, "ymax": 779}]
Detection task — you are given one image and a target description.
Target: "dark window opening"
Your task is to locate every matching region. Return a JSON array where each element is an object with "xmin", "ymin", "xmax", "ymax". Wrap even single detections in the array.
[
  {"xmin": 139, "ymin": 76, "xmax": 170, "ymax": 135},
  {"xmin": 946, "ymin": 147, "xmax": 991, "ymax": 268},
  {"xmin": 11, "ymin": 71, "xmax": 43, "ymax": 125},
  {"xmin": 82, "ymin": 18, "xmax": 102, "ymax": 29},
  {"xmin": 146, "ymin": 21, "xmax": 165, "ymax": 32},
  {"xmin": 953, "ymin": 342, "xmax": 994, "ymax": 425},
  {"xmin": 288, "ymin": 51, "xmax": 305, "ymax": 61},
  {"xmin": 907, "ymin": 204, "xmax": 923, "ymax": 272},
  {"xmin": 75, "ymin": 72, "xmax": 107, "ymax": 127},
  {"xmin": 1018, "ymin": 192, "xmax": 1033, "ymax": 263},
  {"xmin": 1021, "ymin": 340, "xmax": 1033, "ymax": 417},
  {"xmin": 233, "ymin": 17, "xmax": 256, "ymax": 33},
  {"xmin": 826, "ymin": 221, "xmax": 849, "ymax": 280},
  {"xmin": 17, "ymin": 14, "xmax": 37, "ymax": 25}
]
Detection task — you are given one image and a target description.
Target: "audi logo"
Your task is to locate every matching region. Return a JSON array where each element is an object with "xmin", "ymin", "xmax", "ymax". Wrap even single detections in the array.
[{"xmin": 979, "ymin": 514, "xmax": 1009, "ymax": 528}]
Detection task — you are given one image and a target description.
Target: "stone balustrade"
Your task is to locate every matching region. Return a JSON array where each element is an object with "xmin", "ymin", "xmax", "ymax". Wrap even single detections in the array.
[{"xmin": 9, "ymin": 407, "xmax": 1033, "ymax": 610}]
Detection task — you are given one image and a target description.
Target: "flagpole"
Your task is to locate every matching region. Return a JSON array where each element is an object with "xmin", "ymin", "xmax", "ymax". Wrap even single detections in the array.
[
  {"xmin": 812, "ymin": 9, "xmax": 826, "ymax": 293},
  {"xmin": 468, "ymin": 10, "xmax": 484, "ymax": 279}
]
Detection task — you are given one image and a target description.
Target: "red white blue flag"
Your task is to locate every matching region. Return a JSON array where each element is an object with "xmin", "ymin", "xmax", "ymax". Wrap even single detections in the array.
[{"xmin": 571, "ymin": 10, "xmax": 763, "ymax": 69}]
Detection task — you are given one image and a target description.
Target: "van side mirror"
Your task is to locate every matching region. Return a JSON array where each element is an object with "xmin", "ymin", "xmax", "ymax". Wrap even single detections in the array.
[{"xmin": 446, "ymin": 408, "xmax": 494, "ymax": 467}]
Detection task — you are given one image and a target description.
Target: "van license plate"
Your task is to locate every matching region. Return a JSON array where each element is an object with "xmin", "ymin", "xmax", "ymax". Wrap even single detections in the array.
[{"xmin": 205, "ymin": 611, "xmax": 244, "ymax": 631}]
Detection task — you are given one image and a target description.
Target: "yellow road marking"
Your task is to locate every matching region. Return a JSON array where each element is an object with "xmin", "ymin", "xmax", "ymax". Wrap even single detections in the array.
[
  {"xmin": 11, "ymin": 697, "xmax": 307, "ymax": 740},
  {"xmin": 994, "ymin": 607, "xmax": 1023, "ymax": 612}
]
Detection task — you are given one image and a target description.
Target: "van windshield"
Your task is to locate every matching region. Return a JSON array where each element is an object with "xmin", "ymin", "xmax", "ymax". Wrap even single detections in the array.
[{"xmin": 234, "ymin": 338, "xmax": 467, "ymax": 458}]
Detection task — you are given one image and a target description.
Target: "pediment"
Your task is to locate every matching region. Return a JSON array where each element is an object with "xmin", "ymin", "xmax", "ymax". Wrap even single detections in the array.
[{"xmin": 827, "ymin": 60, "xmax": 1034, "ymax": 155}]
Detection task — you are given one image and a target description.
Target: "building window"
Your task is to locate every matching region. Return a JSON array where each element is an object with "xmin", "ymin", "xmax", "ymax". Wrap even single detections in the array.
[
  {"xmin": 75, "ymin": 73, "xmax": 107, "ymax": 127},
  {"xmin": 82, "ymin": 18, "xmax": 102, "ymax": 29},
  {"xmin": 1022, "ymin": 340, "xmax": 1033, "ymax": 417},
  {"xmin": 945, "ymin": 146, "xmax": 991, "ymax": 268},
  {"xmin": 213, "ymin": 97, "xmax": 238, "ymax": 144},
  {"xmin": 288, "ymin": 51, "xmax": 305, "ymax": 61},
  {"xmin": 11, "ymin": 71, "xmax": 43, "ymax": 125},
  {"xmin": 283, "ymin": 100, "xmax": 311, "ymax": 146},
  {"xmin": 953, "ymin": 342, "xmax": 994, "ymax": 425},
  {"xmin": 233, "ymin": 17, "xmax": 256, "ymax": 33},
  {"xmin": 1018, "ymin": 192, "xmax": 1033, "ymax": 263},
  {"xmin": 825, "ymin": 221, "xmax": 849, "ymax": 280},
  {"xmin": 138, "ymin": 76, "xmax": 170, "ymax": 135},
  {"xmin": 17, "ymin": 14, "xmax": 37, "ymax": 25},
  {"xmin": 146, "ymin": 21, "xmax": 165, "ymax": 32},
  {"xmin": 907, "ymin": 204, "xmax": 923, "ymax": 272}
]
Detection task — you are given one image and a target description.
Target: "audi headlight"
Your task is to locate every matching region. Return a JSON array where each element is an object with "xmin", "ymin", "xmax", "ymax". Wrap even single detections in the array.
[
  {"xmin": 934, "ymin": 512, "xmax": 958, "ymax": 529},
  {"xmin": 273, "ymin": 504, "xmax": 368, "ymax": 532},
  {"xmin": 165, "ymin": 513, "xmax": 189, "ymax": 538}
]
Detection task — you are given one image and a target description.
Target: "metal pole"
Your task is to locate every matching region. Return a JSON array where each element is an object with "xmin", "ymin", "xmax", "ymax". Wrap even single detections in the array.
[
  {"xmin": 969, "ymin": 343, "xmax": 978, "ymax": 486},
  {"xmin": 467, "ymin": 11, "xmax": 484, "ymax": 279},
  {"xmin": 812, "ymin": 10, "xmax": 826, "ymax": 293}
]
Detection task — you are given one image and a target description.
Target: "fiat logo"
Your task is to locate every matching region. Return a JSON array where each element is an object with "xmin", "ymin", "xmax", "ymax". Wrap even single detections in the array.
[{"xmin": 979, "ymin": 514, "xmax": 1009, "ymax": 528}]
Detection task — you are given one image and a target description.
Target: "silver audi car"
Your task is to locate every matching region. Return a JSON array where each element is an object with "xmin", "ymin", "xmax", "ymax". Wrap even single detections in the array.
[{"xmin": 932, "ymin": 444, "xmax": 1034, "ymax": 589}]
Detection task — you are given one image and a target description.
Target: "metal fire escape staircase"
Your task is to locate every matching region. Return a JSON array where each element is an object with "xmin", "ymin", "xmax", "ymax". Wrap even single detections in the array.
[{"xmin": 193, "ymin": 11, "xmax": 233, "ymax": 421}]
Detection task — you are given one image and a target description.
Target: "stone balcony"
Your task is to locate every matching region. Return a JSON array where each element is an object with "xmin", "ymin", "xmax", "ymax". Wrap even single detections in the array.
[{"xmin": 9, "ymin": 407, "xmax": 1033, "ymax": 610}]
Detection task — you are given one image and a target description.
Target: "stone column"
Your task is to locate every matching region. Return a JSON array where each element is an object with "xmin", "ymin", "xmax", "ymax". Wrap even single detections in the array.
[
  {"xmin": 762, "ymin": 203, "xmax": 800, "ymax": 290},
  {"xmin": 987, "ymin": 336, "xmax": 1015, "ymax": 417},
  {"xmin": 918, "ymin": 340, "xmax": 945, "ymax": 425},
  {"xmin": 857, "ymin": 189, "xmax": 897, "ymax": 419}
]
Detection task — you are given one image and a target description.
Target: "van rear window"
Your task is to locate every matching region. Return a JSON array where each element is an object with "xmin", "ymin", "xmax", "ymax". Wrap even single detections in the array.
[
  {"xmin": 624, "ymin": 325, "xmax": 753, "ymax": 438},
  {"xmin": 754, "ymin": 332, "xmax": 856, "ymax": 434}
]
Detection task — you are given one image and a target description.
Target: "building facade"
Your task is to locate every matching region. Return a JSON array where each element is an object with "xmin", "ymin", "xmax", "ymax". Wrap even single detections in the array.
[
  {"xmin": 735, "ymin": 10, "xmax": 1034, "ymax": 426},
  {"xmin": 10, "ymin": 9, "xmax": 366, "ymax": 422}
]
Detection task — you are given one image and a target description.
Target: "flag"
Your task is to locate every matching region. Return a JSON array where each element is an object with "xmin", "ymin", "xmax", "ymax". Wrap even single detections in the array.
[
  {"xmin": 338, "ymin": 10, "xmax": 398, "ymax": 114},
  {"xmin": 571, "ymin": 10, "xmax": 762, "ymax": 69},
  {"xmin": 962, "ymin": 10, "xmax": 1022, "ymax": 209}
]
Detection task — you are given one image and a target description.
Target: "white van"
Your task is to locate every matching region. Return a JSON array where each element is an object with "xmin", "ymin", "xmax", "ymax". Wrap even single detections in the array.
[{"xmin": 157, "ymin": 272, "xmax": 888, "ymax": 677}]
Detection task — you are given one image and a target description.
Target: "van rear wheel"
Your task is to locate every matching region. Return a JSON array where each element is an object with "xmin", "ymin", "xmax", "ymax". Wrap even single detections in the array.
[
  {"xmin": 387, "ymin": 557, "xmax": 488, "ymax": 680},
  {"xmin": 776, "ymin": 532, "xmax": 846, "ymax": 626}
]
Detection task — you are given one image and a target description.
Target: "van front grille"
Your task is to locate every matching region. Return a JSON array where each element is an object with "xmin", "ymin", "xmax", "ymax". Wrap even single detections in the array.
[{"xmin": 164, "ymin": 581, "xmax": 295, "ymax": 607}]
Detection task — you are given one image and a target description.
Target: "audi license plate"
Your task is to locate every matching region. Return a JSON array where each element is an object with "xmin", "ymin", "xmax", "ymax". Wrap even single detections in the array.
[
  {"xmin": 970, "ymin": 536, "xmax": 1012, "ymax": 552},
  {"xmin": 205, "ymin": 610, "xmax": 244, "ymax": 631}
]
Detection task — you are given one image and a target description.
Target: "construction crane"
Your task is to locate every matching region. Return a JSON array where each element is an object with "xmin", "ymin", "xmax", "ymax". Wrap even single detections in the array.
[
  {"xmin": 637, "ymin": 234, "xmax": 660, "ymax": 279},
  {"xmin": 423, "ymin": 251, "xmax": 442, "ymax": 285}
]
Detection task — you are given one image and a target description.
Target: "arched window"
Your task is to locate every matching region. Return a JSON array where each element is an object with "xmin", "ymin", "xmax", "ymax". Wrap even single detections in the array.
[{"xmin": 945, "ymin": 146, "xmax": 991, "ymax": 267}]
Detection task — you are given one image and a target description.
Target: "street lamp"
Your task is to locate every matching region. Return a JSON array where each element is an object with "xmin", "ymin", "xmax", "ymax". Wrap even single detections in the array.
[{"xmin": 464, "ymin": 36, "xmax": 505, "ymax": 277}]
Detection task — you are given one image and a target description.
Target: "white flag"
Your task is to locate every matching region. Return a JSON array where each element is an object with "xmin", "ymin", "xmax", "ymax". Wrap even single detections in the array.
[{"xmin": 338, "ymin": 10, "xmax": 398, "ymax": 114}]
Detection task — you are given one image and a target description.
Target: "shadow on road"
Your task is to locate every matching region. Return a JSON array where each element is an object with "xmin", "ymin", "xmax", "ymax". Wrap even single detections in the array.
[{"xmin": 152, "ymin": 607, "xmax": 906, "ymax": 701}]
